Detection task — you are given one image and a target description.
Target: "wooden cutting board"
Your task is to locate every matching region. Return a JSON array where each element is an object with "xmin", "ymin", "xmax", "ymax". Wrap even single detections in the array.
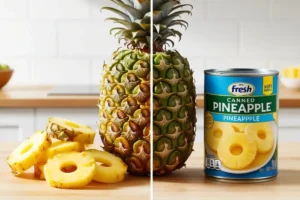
[
  {"xmin": 154, "ymin": 143, "xmax": 300, "ymax": 200},
  {"xmin": 0, "ymin": 143, "xmax": 149, "ymax": 200}
]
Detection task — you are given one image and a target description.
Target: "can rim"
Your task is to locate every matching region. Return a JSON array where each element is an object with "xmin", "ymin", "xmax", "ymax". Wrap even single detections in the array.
[{"xmin": 204, "ymin": 68, "xmax": 279, "ymax": 76}]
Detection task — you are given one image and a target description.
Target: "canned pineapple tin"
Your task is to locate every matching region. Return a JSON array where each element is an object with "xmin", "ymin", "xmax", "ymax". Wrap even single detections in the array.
[{"xmin": 204, "ymin": 68, "xmax": 279, "ymax": 183}]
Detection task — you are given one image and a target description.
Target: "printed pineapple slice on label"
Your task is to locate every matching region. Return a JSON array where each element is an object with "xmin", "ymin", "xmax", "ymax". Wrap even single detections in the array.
[
  {"xmin": 218, "ymin": 132, "xmax": 257, "ymax": 170},
  {"xmin": 245, "ymin": 122, "xmax": 274, "ymax": 153},
  {"xmin": 205, "ymin": 112, "xmax": 214, "ymax": 129},
  {"xmin": 46, "ymin": 117, "xmax": 96, "ymax": 144},
  {"xmin": 7, "ymin": 131, "xmax": 51, "ymax": 176},
  {"xmin": 231, "ymin": 123, "xmax": 248, "ymax": 133},
  {"xmin": 44, "ymin": 152, "xmax": 96, "ymax": 189},
  {"xmin": 84, "ymin": 149, "xmax": 128, "ymax": 183},
  {"xmin": 206, "ymin": 122, "xmax": 235, "ymax": 151},
  {"xmin": 273, "ymin": 112, "xmax": 278, "ymax": 124}
]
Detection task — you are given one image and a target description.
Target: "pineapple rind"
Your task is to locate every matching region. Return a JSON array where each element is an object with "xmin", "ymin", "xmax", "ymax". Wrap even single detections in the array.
[
  {"xmin": 153, "ymin": 51, "xmax": 196, "ymax": 175},
  {"xmin": 7, "ymin": 131, "xmax": 51, "ymax": 176},
  {"xmin": 46, "ymin": 117, "xmax": 96, "ymax": 144},
  {"xmin": 99, "ymin": 50, "xmax": 151, "ymax": 175},
  {"xmin": 34, "ymin": 162, "xmax": 46, "ymax": 180},
  {"xmin": 44, "ymin": 152, "xmax": 96, "ymax": 189},
  {"xmin": 84, "ymin": 149, "xmax": 128, "ymax": 183}
]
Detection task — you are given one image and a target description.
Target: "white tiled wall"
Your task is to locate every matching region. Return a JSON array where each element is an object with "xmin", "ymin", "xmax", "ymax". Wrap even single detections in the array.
[{"xmin": 0, "ymin": 0, "xmax": 299, "ymax": 86}]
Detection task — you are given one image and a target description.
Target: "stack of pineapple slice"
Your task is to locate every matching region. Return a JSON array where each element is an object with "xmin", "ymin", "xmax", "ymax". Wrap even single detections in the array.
[{"xmin": 7, "ymin": 117, "xmax": 128, "ymax": 189}]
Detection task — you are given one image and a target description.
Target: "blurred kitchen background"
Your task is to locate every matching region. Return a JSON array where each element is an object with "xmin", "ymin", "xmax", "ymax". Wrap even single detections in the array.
[{"xmin": 0, "ymin": 0, "xmax": 300, "ymax": 142}]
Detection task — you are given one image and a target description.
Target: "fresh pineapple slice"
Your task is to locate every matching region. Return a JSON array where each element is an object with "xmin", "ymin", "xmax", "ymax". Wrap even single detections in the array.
[
  {"xmin": 39, "ymin": 140, "xmax": 84, "ymax": 163},
  {"xmin": 231, "ymin": 123, "xmax": 248, "ymax": 133},
  {"xmin": 46, "ymin": 117, "xmax": 96, "ymax": 144},
  {"xmin": 84, "ymin": 149, "xmax": 127, "ymax": 183},
  {"xmin": 218, "ymin": 132, "xmax": 257, "ymax": 170},
  {"xmin": 34, "ymin": 161, "xmax": 78, "ymax": 180},
  {"xmin": 44, "ymin": 152, "xmax": 96, "ymax": 189},
  {"xmin": 7, "ymin": 131, "xmax": 51, "ymax": 176},
  {"xmin": 34, "ymin": 162, "xmax": 46, "ymax": 180},
  {"xmin": 245, "ymin": 122, "xmax": 274, "ymax": 153},
  {"xmin": 206, "ymin": 122, "xmax": 234, "ymax": 151}
]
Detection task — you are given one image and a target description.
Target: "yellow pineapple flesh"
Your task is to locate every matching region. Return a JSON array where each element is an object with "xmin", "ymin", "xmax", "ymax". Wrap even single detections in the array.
[
  {"xmin": 84, "ymin": 149, "xmax": 128, "ymax": 183},
  {"xmin": 44, "ymin": 152, "xmax": 96, "ymax": 189},
  {"xmin": 218, "ymin": 132, "xmax": 257, "ymax": 170},
  {"xmin": 7, "ymin": 131, "xmax": 51, "ymax": 176}
]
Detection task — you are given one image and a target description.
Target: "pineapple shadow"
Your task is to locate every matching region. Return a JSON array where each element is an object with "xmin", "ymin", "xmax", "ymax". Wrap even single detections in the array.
[{"xmin": 154, "ymin": 168, "xmax": 205, "ymax": 184}]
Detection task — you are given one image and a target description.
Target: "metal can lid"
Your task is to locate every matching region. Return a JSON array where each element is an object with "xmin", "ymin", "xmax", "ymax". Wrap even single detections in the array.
[{"xmin": 204, "ymin": 68, "xmax": 279, "ymax": 76}]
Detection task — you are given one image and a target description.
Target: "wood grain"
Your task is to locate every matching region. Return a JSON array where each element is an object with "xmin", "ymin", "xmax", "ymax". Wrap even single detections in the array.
[
  {"xmin": 0, "ymin": 143, "xmax": 150, "ymax": 200},
  {"xmin": 1, "ymin": 85, "xmax": 300, "ymax": 108},
  {"xmin": 154, "ymin": 143, "xmax": 300, "ymax": 200}
]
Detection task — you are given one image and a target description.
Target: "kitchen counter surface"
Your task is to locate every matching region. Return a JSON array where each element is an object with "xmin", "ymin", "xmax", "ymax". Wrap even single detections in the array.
[
  {"xmin": 154, "ymin": 143, "xmax": 300, "ymax": 200},
  {"xmin": 0, "ymin": 142, "xmax": 149, "ymax": 200},
  {"xmin": 0, "ymin": 85, "xmax": 300, "ymax": 108}
]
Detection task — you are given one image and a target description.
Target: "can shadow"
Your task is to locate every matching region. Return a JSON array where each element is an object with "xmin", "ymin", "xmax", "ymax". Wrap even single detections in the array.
[{"xmin": 154, "ymin": 168, "xmax": 300, "ymax": 185}]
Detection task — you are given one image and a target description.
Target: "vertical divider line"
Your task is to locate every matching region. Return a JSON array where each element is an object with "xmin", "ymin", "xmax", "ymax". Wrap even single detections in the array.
[{"xmin": 150, "ymin": 0, "xmax": 154, "ymax": 200}]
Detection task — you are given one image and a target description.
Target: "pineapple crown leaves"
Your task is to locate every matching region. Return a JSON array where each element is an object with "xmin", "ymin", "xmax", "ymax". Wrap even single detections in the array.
[
  {"xmin": 153, "ymin": 0, "xmax": 193, "ymax": 51},
  {"xmin": 102, "ymin": 0, "xmax": 151, "ymax": 50}
]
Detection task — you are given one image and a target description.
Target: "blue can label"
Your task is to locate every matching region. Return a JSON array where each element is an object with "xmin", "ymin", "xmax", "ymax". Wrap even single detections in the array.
[{"xmin": 204, "ymin": 74, "xmax": 278, "ymax": 180}]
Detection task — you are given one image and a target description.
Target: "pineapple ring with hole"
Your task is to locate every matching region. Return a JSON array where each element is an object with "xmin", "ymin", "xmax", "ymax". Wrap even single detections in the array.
[
  {"xmin": 46, "ymin": 117, "xmax": 96, "ymax": 143},
  {"xmin": 206, "ymin": 122, "xmax": 235, "ymax": 152},
  {"xmin": 218, "ymin": 132, "xmax": 257, "ymax": 170},
  {"xmin": 44, "ymin": 152, "xmax": 96, "ymax": 189},
  {"xmin": 231, "ymin": 123, "xmax": 248, "ymax": 133},
  {"xmin": 34, "ymin": 162, "xmax": 78, "ymax": 180},
  {"xmin": 7, "ymin": 131, "xmax": 51, "ymax": 176},
  {"xmin": 245, "ymin": 122, "xmax": 274, "ymax": 153},
  {"xmin": 84, "ymin": 149, "xmax": 128, "ymax": 183},
  {"xmin": 39, "ymin": 140, "xmax": 84, "ymax": 163}
]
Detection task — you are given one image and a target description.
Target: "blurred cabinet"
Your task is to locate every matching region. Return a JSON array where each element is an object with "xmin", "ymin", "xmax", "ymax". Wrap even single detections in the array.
[{"xmin": 0, "ymin": 109, "xmax": 35, "ymax": 141}]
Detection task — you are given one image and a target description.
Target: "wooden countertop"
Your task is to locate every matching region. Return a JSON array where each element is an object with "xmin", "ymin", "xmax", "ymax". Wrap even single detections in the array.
[
  {"xmin": 154, "ymin": 143, "xmax": 300, "ymax": 200},
  {"xmin": 0, "ymin": 85, "xmax": 300, "ymax": 108},
  {"xmin": 0, "ymin": 142, "xmax": 149, "ymax": 200}
]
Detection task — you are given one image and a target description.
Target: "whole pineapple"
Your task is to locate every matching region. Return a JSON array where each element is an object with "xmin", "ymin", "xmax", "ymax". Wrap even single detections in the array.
[
  {"xmin": 153, "ymin": 0, "xmax": 196, "ymax": 175},
  {"xmin": 99, "ymin": 0, "xmax": 151, "ymax": 175}
]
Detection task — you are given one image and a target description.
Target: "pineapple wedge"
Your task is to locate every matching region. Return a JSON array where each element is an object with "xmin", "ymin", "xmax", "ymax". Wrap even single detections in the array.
[
  {"xmin": 7, "ymin": 131, "xmax": 51, "ymax": 176},
  {"xmin": 44, "ymin": 152, "xmax": 96, "ymax": 189},
  {"xmin": 84, "ymin": 149, "xmax": 127, "ymax": 183},
  {"xmin": 46, "ymin": 117, "xmax": 96, "ymax": 144}
]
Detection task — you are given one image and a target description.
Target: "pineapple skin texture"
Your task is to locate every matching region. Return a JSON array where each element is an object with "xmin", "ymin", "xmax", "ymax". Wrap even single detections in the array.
[
  {"xmin": 99, "ymin": 49, "xmax": 150, "ymax": 175},
  {"xmin": 153, "ymin": 51, "xmax": 196, "ymax": 175},
  {"xmin": 7, "ymin": 131, "xmax": 51, "ymax": 176},
  {"xmin": 34, "ymin": 162, "xmax": 46, "ymax": 180},
  {"xmin": 44, "ymin": 152, "xmax": 96, "ymax": 189},
  {"xmin": 84, "ymin": 149, "xmax": 128, "ymax": 183}
]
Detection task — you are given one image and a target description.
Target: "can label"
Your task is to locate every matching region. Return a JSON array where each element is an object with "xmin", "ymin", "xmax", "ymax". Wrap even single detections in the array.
[{"xmin": 204, "ymin": 74, "xmax": 278, "ymax": 180}]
